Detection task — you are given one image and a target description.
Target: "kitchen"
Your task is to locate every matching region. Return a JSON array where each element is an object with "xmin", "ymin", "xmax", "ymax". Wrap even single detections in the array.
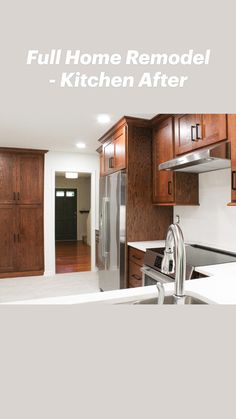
[{"xmin": 1, "ymin": 113, "xmax": 236, "ymax": 304}]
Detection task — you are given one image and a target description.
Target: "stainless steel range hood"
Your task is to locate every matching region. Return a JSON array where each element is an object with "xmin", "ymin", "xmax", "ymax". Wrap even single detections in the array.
[{"xmin": 159, "ymin": 141, "xmax": 231, "ymax": 173}]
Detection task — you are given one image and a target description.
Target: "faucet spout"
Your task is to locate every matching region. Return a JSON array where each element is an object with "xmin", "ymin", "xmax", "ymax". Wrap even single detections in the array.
[{"xmin": 161, "ymin": 223, "xmax": 186, "ymax": 297}]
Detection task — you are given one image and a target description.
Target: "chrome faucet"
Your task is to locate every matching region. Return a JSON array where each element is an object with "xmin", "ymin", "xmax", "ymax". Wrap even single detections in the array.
[{"xmin": 161, "ymin": 223, "xmax": 186, "ymax": 302}]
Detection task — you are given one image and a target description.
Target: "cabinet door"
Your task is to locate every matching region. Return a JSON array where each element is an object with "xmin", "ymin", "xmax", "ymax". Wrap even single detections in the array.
[
  {"xmin": 17, "ymin": 154, "xmax": 44, "ymax": 204},
  {"xmin": 114, "ymin": 126, "xmax": 126, "ymax": 171},
  {"xmin": 99, "ymin": 153, "xmax": 104, "ymax": 176},
  {"xmin": 175, "ymin": 114, "xmax": 198, "ymax": 155},
  {"xmin": 103, "ymin": 141, "xmax": 115, "ymax": 174},
  {"xmin": 228, "ymin": 114, "xmax": 236, "ymax": 203},
  {"xmin": 0, "ymin": 152, "xmax": 17, "ymax": 204},
  {"xmin": 201, "ymin": 114, "xmax": 227, "ymax": 146},
  {"xmin": 153, "ymin": 117, "xmax": 175, "ymax": 204},
  {"xmin": 0, "ymin": 206, "xmax": 17, "ymax": 272},
  {"xmin": 16, "ymin": 206, "xmax": 44, "ymax": 272}
]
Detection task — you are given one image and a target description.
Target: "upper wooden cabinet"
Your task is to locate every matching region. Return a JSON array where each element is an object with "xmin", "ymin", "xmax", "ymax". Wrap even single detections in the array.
[
  {"xmin": 99, "ymin": 125, "xmax": 126, "ymax": 176},
  {"xmin": 153, "ymin": 117, "xmax": 175, "ymax": 204},
  {"xmin": 228, "ymin": 114, "xmax": 236, "ymax": 205},
  {"xmin": 175, "ymin": 114, "xmax": 201, "ymax": 155},
  {"xmin": 0, "ymin": 153, "xmax": 17, "ymax": 204},
  {"xmin": 17, "ymin": 153, "xmax": 44, "ymax": 205},
  {"xmin": 175, "ymin": 114, "xmax": 227, "ymax": 155},
  {"xmin": 0, "ymin": 150, "xmax": 44, "ymax": 205},
  {"xmin": 153, "ymin": 117, "xmax": 199, "ymax": 206}
]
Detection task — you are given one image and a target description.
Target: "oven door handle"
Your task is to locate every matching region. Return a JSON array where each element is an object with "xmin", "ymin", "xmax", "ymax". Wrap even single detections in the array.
[{"xmin": 140, "ymin": 266, "xmax": 172, "ymax": 284}]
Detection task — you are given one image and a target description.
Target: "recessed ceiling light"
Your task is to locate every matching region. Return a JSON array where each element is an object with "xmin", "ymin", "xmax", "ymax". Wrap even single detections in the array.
[
  {"xmin": 97, "ymin": 114, "xmax": 111, "ymax": 124},
  {"xmin": 65, "ymin": 172, "xmax": 79, "ymax": 179},
  {"xmin": 76, "ymin": 142, "xmax": 86, "ymax": 149}
]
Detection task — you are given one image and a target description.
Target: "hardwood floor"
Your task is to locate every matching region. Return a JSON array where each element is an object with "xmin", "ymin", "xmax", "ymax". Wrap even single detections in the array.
[{"xmin": 56, "ymin": 241, "xmax": 91, "ymax": 274}]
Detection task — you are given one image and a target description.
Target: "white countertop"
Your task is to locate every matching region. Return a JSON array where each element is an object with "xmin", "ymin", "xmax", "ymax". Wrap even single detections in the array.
[
  {"xmin": 128, "ymin": 240, "xmax": 166, "ymax": 252},
  {"xmin": 4, "ymin": 240, "xmax": 236, "ymax": 305},
  {"xmin": 6, "ymin": 261, "xmax": 236, "ymax": 305}
]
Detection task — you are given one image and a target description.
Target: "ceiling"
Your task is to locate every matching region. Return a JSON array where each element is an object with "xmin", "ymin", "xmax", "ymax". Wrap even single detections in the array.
[{"xmin": 0, "ymin": 108, "xmax": 155, "ymax": 155}]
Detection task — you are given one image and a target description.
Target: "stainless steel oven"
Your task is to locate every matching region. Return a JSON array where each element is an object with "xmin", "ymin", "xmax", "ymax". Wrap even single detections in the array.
[{"xmin": 141, "ymin": 266, "xmax": 174, "ymax": 286}]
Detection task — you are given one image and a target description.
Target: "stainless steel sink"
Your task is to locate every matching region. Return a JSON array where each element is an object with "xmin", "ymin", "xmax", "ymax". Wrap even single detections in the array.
[{"xmin": 133, "ymin": 294, "xmax": 208, "ymax": 305}]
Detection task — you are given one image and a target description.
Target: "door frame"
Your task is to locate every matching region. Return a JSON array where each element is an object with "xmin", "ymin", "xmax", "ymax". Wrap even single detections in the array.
[
  {"xmin": 55, "ymin": 188, "xmax": 78, "ymax": 241},
  {"xmin": 44, "ymin": 169, "xmax": 96, "ymax": 276}
]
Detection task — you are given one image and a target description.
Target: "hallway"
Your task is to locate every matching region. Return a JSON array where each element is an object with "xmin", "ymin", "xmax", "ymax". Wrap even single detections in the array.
[{"xmin": 56, "ymin": 241, "xmax": 91, "ymax": 273}]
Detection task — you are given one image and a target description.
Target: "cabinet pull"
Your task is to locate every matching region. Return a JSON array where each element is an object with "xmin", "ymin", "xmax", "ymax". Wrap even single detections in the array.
[
  {"xmin": 109, "ymin": 157, "xmax": 114, "ymax": 169},
  {"xmin": 168, "ymin": 181, "xmax": 172, "ymax": 195},
  {"xmin": 196, "ymin": 123, "xmax": 202, "ymax": 140},
  {"xmin": 131, "ymin": 274, "xmax": 141, "ymax": 281},
  {"xmin": 17, "ymin": 192, "xmax": 20, "ymax": 201},
  {"xmin": 132, "ymin": 255, "xmax": 142, "ymax": 261},
  {"xmin": 232, "ymin": 171, "xmax": 236, "ymax": 191},
  {"xmin": 191, "ymin": 125, "xmax": 197, "ymax": 141}
]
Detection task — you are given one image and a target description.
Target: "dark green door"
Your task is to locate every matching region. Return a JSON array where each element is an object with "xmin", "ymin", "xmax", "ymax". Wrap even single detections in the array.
[{"xmin": 55, "ymin": 189, "xmax": 77, "ymax": 240}]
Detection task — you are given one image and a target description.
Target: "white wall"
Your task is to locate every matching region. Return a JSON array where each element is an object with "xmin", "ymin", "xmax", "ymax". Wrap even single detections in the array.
[
  {"xmin": 44, "ymin": 151, "xmax": 99, "ymax": 275},
  {"xmin": 174, "ymin": 169, "xmax": 236, "ymax": 252},
  {"xmin": 55, "ymin": 176, "xmax": 91, "ymax": 241}
]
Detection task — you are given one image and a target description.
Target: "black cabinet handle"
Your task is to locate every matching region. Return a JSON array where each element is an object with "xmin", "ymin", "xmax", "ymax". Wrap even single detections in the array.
[
  {"xmin": 17, "ymin": 192, "xmax": 20, "ymax": 201},
  {"xmin": 168, "ymin": 181, "xmax": 172, "ymax": 195},
  {"xmin": 232, "ymin": 171, "xmax": 236, "ymax": 191},
  {"xmin": 109, "ymin": 157, "xmax": 114, "ymax": 169},
  {"xmin": 196, "ymin": 123, "xmax": 202, "ymax": 140},
  {"xmin": 132, "ymin": 255, "xmax": 142, "ymax": 261},
  {"xmin": 191, "ymin": 125, "xmax": 197, "ymax": 141},
  {"xmin": 131, "ymin": 274, "xmax": 141, "ymax": 281}
]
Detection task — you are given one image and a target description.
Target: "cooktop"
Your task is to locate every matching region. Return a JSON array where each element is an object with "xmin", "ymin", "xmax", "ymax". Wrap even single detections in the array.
[{"xmin": 149, "ymin": 244, "xmax": 236, "ymax": 266}]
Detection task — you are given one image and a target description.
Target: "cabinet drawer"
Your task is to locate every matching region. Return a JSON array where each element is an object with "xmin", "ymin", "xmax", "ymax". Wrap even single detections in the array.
[
  {"xmin": 129, "ymin": 247, "xmax": 145, "ymax": 266},
  {"xmin": 128, "ymin": 260, "xmax": 143, "ymax": 288}
]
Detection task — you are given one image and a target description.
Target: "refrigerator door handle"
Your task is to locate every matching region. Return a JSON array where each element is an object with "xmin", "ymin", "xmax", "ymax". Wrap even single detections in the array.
[{"xmin": 102, "ymin": 197, "xmax": 109, "ymax": 259}]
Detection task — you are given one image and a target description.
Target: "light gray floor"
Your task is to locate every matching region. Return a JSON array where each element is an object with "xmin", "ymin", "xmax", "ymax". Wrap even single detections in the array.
[{"xmin": 0, "ymin": 271, "xmax": 100, "ymax": 303}]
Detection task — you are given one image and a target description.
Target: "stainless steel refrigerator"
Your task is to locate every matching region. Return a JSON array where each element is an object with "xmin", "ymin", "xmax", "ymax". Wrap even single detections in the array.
[{"xmin": 97, "ymin": 171, "xmax": 126, "ymax": 291}]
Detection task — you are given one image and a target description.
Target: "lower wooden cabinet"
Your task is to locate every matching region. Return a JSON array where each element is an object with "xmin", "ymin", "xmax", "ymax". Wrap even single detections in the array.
[
  {"xmin": 153, "ymin": 116, "xmax": 199, "ymax": 206},
  {"xmin": 0, "ymin": 206, "xmax": 16, "ymax": 273},
  {"xmin": 17, "ymin": 206, "xmax": 44, "ymax": 272},
  {"xmin": 0, "ymin": 205, "xmax": 44, "ymax": 277},
  {"xmin": 128, "ymin": 247, "xmax": 144, "ymax": 288}
]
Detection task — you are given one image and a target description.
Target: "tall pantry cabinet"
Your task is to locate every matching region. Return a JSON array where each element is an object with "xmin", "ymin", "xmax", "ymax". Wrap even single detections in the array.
[{"xmin": 0, "ymin": 148, "xmax": 47, "ymax": 278}]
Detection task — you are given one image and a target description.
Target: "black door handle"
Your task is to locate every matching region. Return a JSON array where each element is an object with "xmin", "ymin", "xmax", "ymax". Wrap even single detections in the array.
[
  {"xmin": 232, "ymin": 171, "xmax": 236, "ymax": 191},
  {"xmin": 168, "ymin": 181, "xmax": 172, "ymax": 195}
]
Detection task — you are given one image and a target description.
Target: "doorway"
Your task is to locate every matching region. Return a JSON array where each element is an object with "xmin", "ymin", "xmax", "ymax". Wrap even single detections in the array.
[
  {"xmin": 55, "ymin": 173, "xmax": 91, "ymax": 274},
  {"xmin": 55, "ymin": 188, "xmax": 77, "ymax": 240}
]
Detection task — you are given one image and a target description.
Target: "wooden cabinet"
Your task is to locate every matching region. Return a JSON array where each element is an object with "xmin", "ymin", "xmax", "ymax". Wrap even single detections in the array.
[
  {"xmin": 113, "ymin": 126, "xmax": 126, "ymax": 171},
  {"xmin": 100, "ymin": 125, "xmax": 126, "ymax": 176},
  {"xmin": 103, "ymin": 140, "xmax": 115, "ymax": 174},
  {"xmin": 17, "ymin": 206, "xmax": 44, "ymax": 271},
  {"xmin": 153, "ymin": 117, "xmax": 175, "ymax": 204},
  {"xmin": 0, "ymin": 148, "xmax": 46, "ymax": 278},
  {"xmin": 0, "ymin": 206, "xmax": 17, "ymax": 273},
  {"xmin": 128, "ymin": 247, "xmax": 144, "ymax": 288},
  {"xmin": 175, "ymin": 114, "xmax": 201, "ymax": 155},
  {"xmin": 175, "ymin": 114, "xmax": 227, "ymax": 155},
  {"xmin": 153, "ymin": 117, "xmax": 199, "ymax": 206},
  {"xmin": 17, "ymin": 154, "xmax": 44, "ymax": 204},
  {"xmin": 228, "ymin": 114, "xmax": 236, "ymax": 205},
  {"xmin": 0, "ymin": 153, "xmax": 17, "ymax": 204}
]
